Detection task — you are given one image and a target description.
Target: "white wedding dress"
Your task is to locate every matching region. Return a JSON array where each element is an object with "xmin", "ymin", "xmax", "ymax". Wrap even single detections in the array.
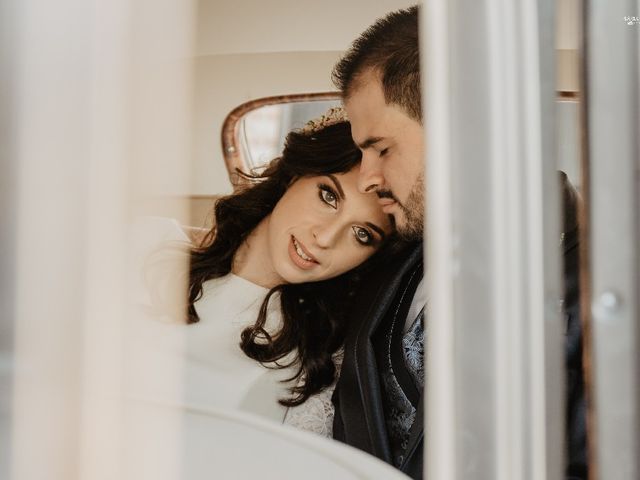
[{"xmin": 127, "ymin": 217, "xmax": 337, "ymax": 436}]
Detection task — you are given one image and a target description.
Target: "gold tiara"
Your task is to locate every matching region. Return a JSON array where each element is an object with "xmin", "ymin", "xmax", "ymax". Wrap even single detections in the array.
[{"xmin": 300, "ymin": 106, "xmax": 349, "ymax": 135}]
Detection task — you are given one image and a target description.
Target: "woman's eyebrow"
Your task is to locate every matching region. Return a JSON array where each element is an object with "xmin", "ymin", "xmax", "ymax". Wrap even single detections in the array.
[
  {"xmin": 327, "ymin": 174, "xmax": 345, "ymax": 199},
  {"xmin": 366, "ymin": 222, "xmax": 386, "ymax": 239}
]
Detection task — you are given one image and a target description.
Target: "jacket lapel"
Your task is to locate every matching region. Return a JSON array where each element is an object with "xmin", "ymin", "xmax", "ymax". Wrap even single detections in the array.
[
  {"xmin": 352, "ymin": 243, "xmax": 424, "ymax": 462},
  {"xmin": 400, "ymin": 391, "xmax": 424, "ymax": 474}
]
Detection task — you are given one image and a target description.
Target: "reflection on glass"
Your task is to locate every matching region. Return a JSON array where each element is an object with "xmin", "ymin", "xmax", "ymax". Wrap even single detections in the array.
[{"xmin": 238, "ymin": 100, "xmax": 341, "ymax": 171}]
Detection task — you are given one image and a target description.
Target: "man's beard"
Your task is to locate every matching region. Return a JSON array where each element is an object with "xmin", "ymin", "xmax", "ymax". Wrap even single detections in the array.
[{"xmin": 379, "ymin": 173, "xmax": 424, "ymax": 241}]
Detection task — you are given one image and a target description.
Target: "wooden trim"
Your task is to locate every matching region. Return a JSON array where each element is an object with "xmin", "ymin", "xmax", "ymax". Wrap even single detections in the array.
[{"xmin": 557, "ymin": 90, "xmax": 580, "ymax": 100}]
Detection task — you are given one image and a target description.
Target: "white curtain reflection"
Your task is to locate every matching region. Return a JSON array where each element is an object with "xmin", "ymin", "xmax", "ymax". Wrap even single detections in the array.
[
  {"xmin": 8, "ymin": 1, "xmax": 195, "ymax": 478},
  {"xmin": 239, "ymin": 100, "xmax": 341, "ymax": 171}
]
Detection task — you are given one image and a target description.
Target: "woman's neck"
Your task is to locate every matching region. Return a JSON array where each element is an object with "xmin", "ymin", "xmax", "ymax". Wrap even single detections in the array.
[{"xmin": 231, "ymin": 216, "xmax": 283, "ymax": 289}]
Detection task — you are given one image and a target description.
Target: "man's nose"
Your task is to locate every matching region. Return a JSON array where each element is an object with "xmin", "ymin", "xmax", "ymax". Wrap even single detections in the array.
[
  {"xmin": 358, "ymin": 150, "xmax": 385, "ymax": 194},
  {"xmin": 312, "ymin": 221, "xmax": 342, "ymax": 249}
]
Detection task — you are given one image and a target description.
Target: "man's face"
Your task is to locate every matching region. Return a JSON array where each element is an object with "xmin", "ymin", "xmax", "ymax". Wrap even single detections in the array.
[{"xmin": 344, "ymin": 71, "xmax": 425, "ymax": 241}]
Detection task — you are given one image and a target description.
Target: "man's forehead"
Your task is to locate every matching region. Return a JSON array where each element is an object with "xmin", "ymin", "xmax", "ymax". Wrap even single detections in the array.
[
  {"xmin": 347, "ymin": 116, "xmax": 386, "ymax": 148},
  {"xmin": 346, "ymin": 67, "xmax": 383, "ymax": 94},
  {"xmin": 345, "ymin": 81, "xmax": 385, "ymax": 112},
  {"xmin": 345, "ymin": 102, "xmax": 388, "ymax": 144},
  {"xmin": 346, "ymin": 105, "xmax": 392, "ymax": 148}
]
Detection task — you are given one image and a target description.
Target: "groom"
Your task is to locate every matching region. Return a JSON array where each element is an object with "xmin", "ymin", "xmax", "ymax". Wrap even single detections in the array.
[{"xmin": 330, "ymin": 6, "xmax": 587, "ymax": 480}]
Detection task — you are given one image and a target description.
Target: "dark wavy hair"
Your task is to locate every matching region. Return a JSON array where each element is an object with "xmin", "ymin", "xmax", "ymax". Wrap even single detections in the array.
[
  {"xmin": 188, "ymin": 120, "xmax": 391, "ymax": 406},
  {"xmin": 332, "ymin": 5, "xmax": 421, "ymax": 122}
]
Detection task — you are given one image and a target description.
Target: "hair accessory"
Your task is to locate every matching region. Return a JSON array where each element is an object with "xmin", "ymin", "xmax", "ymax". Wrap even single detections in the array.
[{"xmin": 300, "ymin": 106, "xmax": 349, "ymax": 135}]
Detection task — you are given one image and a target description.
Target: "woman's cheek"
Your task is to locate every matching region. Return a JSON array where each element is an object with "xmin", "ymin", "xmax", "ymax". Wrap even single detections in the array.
[{"xmin": 349, "ymin": 250, "xmax": 369, "ymax": 270}]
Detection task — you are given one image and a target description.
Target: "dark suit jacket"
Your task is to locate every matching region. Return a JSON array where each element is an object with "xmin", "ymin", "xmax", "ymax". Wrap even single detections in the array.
[
  {"xmin": 332, "ymin": 241, "xmax": 424, "ymax": 478},
  {"xmin": 332, "ymin": 173, "xmax": 587, "ymax": 479}
]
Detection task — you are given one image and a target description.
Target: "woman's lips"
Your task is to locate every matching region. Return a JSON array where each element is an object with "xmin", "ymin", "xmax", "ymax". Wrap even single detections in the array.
[{"xmin": 288, "ymin": 236, "xmax": 319, "ymax": 270}]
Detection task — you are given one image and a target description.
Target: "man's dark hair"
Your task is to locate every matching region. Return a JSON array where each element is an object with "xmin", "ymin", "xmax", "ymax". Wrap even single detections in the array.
[{"xmin": 332, "ymin": 5, "xmax": 421, "ymax": 122}]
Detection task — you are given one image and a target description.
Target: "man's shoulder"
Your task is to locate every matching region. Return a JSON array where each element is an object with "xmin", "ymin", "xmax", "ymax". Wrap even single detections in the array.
[
  {"xmin": 364, "ymin": 238, "xmax": 421, "ymax": 279},
  {"xmin": 381, "ymin": 240, "xmax": 423, "ymax": 268},
  {"xmin": 347, "ymin": 240, "xmax": 423, "ymax": 322}
]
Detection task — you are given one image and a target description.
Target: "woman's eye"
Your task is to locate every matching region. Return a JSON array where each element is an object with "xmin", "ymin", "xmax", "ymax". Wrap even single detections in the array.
[
  {"xmin": 319, "ymin": 185, "xmax": 338, "ymax": 209},
  {"xmin": 352, "ymin": 226, "xmax": 373, "ymax": 245},
  {"xmin": 379, "ymin": 148, "xmax": 389, "ymax": 157}
]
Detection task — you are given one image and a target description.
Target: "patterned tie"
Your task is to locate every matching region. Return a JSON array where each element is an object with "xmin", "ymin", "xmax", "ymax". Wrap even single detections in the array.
[
  {"xmin": 380, "ymin": 308, "xmax": 425, "ymax": 467},
  {"xmin": 403, "ymin": 309, "xmax": 425, "ymax": 390}
]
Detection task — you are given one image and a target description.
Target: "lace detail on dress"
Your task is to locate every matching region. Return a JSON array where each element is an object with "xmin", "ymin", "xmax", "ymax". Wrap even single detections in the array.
[{"xmin": 282, "ymin": 350, "xmax": 343, "ymax": 437}]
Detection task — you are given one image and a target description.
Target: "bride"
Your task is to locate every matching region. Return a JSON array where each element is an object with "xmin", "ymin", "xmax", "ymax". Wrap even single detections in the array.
[{"xmin": 133, "ymin": 108, "xmax": 394, "ymax": 437}]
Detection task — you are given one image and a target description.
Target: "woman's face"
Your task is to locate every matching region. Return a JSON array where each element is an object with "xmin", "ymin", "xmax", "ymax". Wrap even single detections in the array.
[{"xmin": 266, "ymin": 167, "xmax": 393, "ymax": 284}]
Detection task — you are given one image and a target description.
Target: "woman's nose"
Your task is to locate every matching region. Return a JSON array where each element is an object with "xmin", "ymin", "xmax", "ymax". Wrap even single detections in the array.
[{"xmin": 312, "ymin": 221, "xmax": 342, "ymax": 249}]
